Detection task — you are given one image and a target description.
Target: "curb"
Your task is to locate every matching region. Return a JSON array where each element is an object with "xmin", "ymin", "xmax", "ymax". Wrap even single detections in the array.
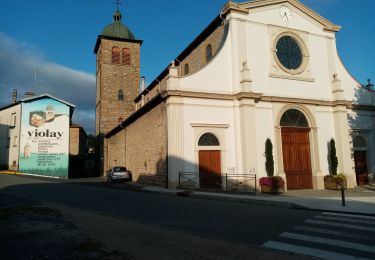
[
  {"xmin": 0, "ymin": 171, "xmax": 21, "ymax": 175},
  {"xmin": 188, "ymin": 193, "xmax": 307, "ymax": 210},
  {"xmin": 142, "ymin": 188, "xmax": 375, "ymax": 217}
]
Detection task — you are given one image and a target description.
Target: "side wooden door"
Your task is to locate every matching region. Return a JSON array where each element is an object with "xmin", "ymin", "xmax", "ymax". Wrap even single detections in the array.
[
  {"xmin": 199, "ymin": 150, "xmax": 221, "ymax": 189},
  {"xmin": 354, "ymin": 151, "xmax": 368, "ymax": 185},
  {"xmin": 282, "ymin": 128, "xmax": 313, "ymax": 190}
]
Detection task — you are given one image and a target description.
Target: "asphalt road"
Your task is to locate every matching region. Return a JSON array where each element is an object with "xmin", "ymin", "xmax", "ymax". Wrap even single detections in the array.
[
  {"xmin": 1, "ymin": 174, "xmax": 374, "ymax": 260},
  {"xmin": 0, "ymin": 174, "xmax": 315, "ymax": 246}
]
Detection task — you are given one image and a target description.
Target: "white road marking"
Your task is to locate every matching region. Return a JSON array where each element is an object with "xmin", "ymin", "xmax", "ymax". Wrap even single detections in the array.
[
  {"xmin": 315, "ymin": 215, "xmax": 375, "ymax": 225},
  {"xmin": 322, "ymin": 212, "xmax": 375, "ymax": 220},
  {"xmin": 280, "ymin": 232, "xmax": 375, "ymax": 253},
  {"xmin": 263, "ymin": 241, "xmax": 371, "ymax": 260},
  {"xmin": 293, "ymin": 225, "xmax": 375, "ymax": 242},
  {"xmin": 306, "ymin": 219, "xmax": 375, "ymax": 232}
]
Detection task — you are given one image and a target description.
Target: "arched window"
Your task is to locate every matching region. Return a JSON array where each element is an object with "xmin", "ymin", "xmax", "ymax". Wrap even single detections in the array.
[
  {"xmin": 122, "ymin": 48, "xmax": 131, "ymax": 65},
  {"xmin": 184, "ymin": 64, "xmax": 189, "ymax": 75},
  {"xmin": 112, "ymin": 46, "xmax": 120, "ymax": 64},
  {"xmin": 118, "ymin": 89, "xmax": 124, "ymax": 100},
  {"xmin": 280, "ymin": 109, "xmax": 309, "ymax": 127},
  {"xmin": 205, "ymin": 44, "xmax": 213, "ymax": 63},
  {"xmin": 353, "ymin": 136, "xmax": 366, "ymax": 148},
  {"xmin": 198, "ymin": 133, "xmax": 220, "ymax": 146}
]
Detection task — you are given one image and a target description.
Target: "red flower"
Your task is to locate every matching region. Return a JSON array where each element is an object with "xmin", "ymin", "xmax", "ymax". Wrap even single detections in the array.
[{"xmin": 260, "ymin": 176, "xmax": 285, "ymax": 189}]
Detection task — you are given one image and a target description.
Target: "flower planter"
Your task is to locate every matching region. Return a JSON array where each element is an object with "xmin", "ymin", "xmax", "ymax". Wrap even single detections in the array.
[
  {"xmin": 324, "ymin": 176, "xmax": 347, "ymax": 190},
  {"xmin": 260, "ymin": 184, "xmax": 284, "ymax": 194},
  {"xmin": 259, "ymin": 176, "xmax": 285, "ymax": 194}
]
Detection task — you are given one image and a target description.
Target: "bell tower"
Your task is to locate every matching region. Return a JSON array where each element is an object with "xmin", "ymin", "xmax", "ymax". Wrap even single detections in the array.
[{"xmin": 94, "ymin": 6, "xmax": 142, "ymax": 175}]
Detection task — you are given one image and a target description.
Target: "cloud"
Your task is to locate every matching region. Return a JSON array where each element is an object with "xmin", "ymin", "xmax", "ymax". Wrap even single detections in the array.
[{"xmin": 0, "ymin": 32, "xmax": 96, "ymax": 134}]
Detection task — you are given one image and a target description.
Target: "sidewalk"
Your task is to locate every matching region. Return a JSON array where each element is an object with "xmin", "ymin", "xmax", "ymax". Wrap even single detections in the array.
[
  {"xmin": 2, "ymin": 171, "xmax": 374, "ymax": 216},
  {"xmin": 141, "ymin": 185, "xmax": 375, "ymax": 216}
]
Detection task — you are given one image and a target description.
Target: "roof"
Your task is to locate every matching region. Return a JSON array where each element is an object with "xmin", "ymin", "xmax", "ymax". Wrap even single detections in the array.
[
  {"xmin": 21, "ymin": 93, "xmax": 76, "ymax": 108},
  {"xmin": 134, "ymin": 14, "xmax": 224, "ymax": 103},
  {"xmin": 0, "ymin": 93, "xmax": 75, "ymax": 112},
  {"xmin": 105, "ymin": 93, "xmax": 164, "ymax": 138},
  {"xmin": 0, "ymin": 101, "xmax": 21, "ymax": 112},
  {"xmin": 134, "ymin": 0, "xmax": 341, "ymax": 103},
  {"xmin": 102, "ymin": 10, "xmax": 135, "ymax": 40},
  {"xmin": 94, "ymin": 10, "xmax": 143, "ymax": 54}
]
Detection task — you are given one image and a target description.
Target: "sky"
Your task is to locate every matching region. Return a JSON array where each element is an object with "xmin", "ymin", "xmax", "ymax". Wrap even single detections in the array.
[{"xmin": 0, "ymin": 0, "xmax": 374, "ymax": 134}]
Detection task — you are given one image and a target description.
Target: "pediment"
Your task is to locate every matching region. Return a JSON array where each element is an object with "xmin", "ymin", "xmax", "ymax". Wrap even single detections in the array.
[{"xmin": 223, "ymin": 0, "xmax": 340, "ymax": 32}]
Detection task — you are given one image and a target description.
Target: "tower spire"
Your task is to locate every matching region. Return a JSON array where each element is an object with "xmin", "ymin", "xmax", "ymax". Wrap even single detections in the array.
[{"xmin": 114, "ymin": 0, "xmax": 122, "ymax": 11}]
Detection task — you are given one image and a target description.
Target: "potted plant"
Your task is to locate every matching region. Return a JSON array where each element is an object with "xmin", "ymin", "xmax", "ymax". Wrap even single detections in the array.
[
  {"xmin": 260, "ymin": 139, "xmax": 285, "ymax": 193},
  {"xmin": 324, "ymin": 138, "xmax": 347, "ymax": 190}
]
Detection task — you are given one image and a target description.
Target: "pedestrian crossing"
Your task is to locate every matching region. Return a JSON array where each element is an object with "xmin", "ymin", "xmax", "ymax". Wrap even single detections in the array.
[{"xmin": 263, "ymin": 212, "xmax": 375, "ymax": 259}]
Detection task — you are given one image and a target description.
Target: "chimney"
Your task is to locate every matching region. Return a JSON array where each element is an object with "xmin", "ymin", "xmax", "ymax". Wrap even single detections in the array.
[
  {"xmin": 24, "ymin": 91, "xmax": 35, "ymax": 99},
  {"xmin": 141, "ymin": 76, "xmax": 145, "ymax": 92},
  {"xmin": 12, "ymin": 89, "xmax": 17, "ymax": 103},
  {"xmin": 141, "ymin": 76, "xmax": 145, "ymax": 106}
]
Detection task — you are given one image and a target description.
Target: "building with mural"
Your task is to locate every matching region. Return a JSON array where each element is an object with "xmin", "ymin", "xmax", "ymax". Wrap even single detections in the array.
[{"xmin": 0, "ymin": 94, "xmax": 75, "ymax": 178}]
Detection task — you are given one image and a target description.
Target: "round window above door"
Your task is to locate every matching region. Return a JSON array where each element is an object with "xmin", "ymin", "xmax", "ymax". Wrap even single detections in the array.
[{"xmin": 274, "ymin": 33, "xmax": 309, "ymax": 75}]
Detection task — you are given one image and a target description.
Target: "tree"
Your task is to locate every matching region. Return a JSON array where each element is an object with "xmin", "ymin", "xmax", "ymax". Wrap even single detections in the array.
[
  {"xmin": 330, "ymin": 138, "xmax": 338, "ymax": 176},
  {"xmin": 265, "ymin": 138, "xmax": 274, "ymax": 177}
]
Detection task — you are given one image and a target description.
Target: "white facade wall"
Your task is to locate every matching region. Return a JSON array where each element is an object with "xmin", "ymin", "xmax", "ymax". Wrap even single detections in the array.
[
  {"xmin": 0, "ymin": 104, "xmax": 21, "ymax": 170},
  {"xmin": 166, "ymin": 1, "xmax": 374, "ymax": 189}
]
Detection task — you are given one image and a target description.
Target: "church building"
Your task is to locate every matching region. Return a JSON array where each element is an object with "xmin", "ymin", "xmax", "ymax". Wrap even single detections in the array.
[{"xmin": 96, "ymin": 0, "xmax": 375, "ymax": 190}]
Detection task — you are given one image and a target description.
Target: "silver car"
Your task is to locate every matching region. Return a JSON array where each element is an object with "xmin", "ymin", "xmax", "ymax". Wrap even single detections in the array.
[{"xmin": 107, "ymin": 167, "xmax": 132, "ymax": 182}]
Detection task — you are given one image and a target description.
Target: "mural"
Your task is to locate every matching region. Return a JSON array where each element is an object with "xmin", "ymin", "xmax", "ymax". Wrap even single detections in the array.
[{"xmin": 19, "ymin": 98, "xmax": 70, "ymax": 177}]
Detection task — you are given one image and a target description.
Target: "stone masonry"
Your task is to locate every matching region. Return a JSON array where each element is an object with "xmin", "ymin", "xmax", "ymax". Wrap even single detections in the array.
[
  {"xmin": 107, "ymin": 102, "xmax": 167, "ymax": 187},
  {"xmin": 96, "ymin": 38, "xmax": 141, "ymax": 175}
]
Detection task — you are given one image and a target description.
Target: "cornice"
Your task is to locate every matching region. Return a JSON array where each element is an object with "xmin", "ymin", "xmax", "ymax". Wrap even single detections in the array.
[
  {"xmin": 221, "ymin": 1, "xmax": 249, "ymax": 16},
  {"xmin": 237, "ymin": 0, "xmax": 341, "ymax": 32},
  {"xmin": 350, "ymin": 104, "xmax": 375, "ymax": 111}
]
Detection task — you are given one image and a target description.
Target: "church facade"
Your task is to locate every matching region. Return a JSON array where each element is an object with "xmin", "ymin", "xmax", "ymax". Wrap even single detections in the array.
[{"xmin": 98, "ymin": 0, "xmax": 375, "ymax": 190}]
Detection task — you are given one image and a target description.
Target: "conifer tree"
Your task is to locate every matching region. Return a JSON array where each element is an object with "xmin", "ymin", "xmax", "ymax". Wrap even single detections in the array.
[
  {"xmin": 265, "ymin": 138, "xmax": 274, "ymax": 177},
  {"xmin": 330, "ymin": 138, "xmax": 338, "ymax": 176}
]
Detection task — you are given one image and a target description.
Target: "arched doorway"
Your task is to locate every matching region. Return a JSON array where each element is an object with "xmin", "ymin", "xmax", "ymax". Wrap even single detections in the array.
[
  {"xmin": 353, "ymin": 136, "xmax": 368, "ymax": 185},
  {"xmin": 280, "ymin": 109, "xmax": 313, "ymax": 190},
  {"xmin": 198, "ymin": 133, "xmax": 221, "ymax": 189}
]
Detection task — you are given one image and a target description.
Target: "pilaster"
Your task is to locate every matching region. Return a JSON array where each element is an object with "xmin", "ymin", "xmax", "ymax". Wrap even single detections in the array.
[
  {"xmin": 166, "ymin": 61, "xmax": 180, "ymax": 91},
  {"xmin": 166, "ymin": 96, "xmax": 184, "ymax": 188},
  {"xmin": 333, "ymin": 105, "xmax": 356, "ymax": 188},
  {"xmin": 239, "ymin": 99, "xmax": 257, "ymax": 175}
]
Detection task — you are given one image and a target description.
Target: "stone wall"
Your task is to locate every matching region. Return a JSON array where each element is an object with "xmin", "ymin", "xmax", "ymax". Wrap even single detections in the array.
[
  {"xmin": 126, "ymin": 102, "xmax": 167, "ymax": 187},
  {"xmin": 107, "ymin": 101, "xmax": 167, "ymax": 187},
  {"xmin": 96, "ymin": 38, "xmax": 141, "ymax": 135},
  {"xmin": 106, "ymin": 130, "xmax": 126, "ymax": 170},
  {"xmin": 178, "ymin": 24, "xmax": 225, "ymax": 76},
  {"xmin": 134, "ymin": 24, "xmax": 225, "ymax": 109},
  {"xmin": 96, "ymin": 37, "xmax": 141, "ymax": 175},
  {"xmin": 69, "ymin": 127, "xmax": 80, "ymax": 156}
]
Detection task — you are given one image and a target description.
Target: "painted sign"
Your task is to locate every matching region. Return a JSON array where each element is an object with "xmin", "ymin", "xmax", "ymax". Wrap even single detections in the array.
[{"xmin": 19, "ymin": 98, "xmax": 70, "ymax": 177}]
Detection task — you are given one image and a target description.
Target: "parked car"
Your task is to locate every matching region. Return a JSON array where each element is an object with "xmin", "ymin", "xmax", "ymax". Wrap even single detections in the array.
[{"xmin": 106, "ymin": 167, "xmax": 132, "ymax": 182}]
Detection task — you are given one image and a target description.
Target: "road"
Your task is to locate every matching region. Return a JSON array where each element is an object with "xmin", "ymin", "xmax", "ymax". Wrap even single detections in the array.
[{"xmin": 1, "ymin": 174, "xmax": 374, "ymax": 259}]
